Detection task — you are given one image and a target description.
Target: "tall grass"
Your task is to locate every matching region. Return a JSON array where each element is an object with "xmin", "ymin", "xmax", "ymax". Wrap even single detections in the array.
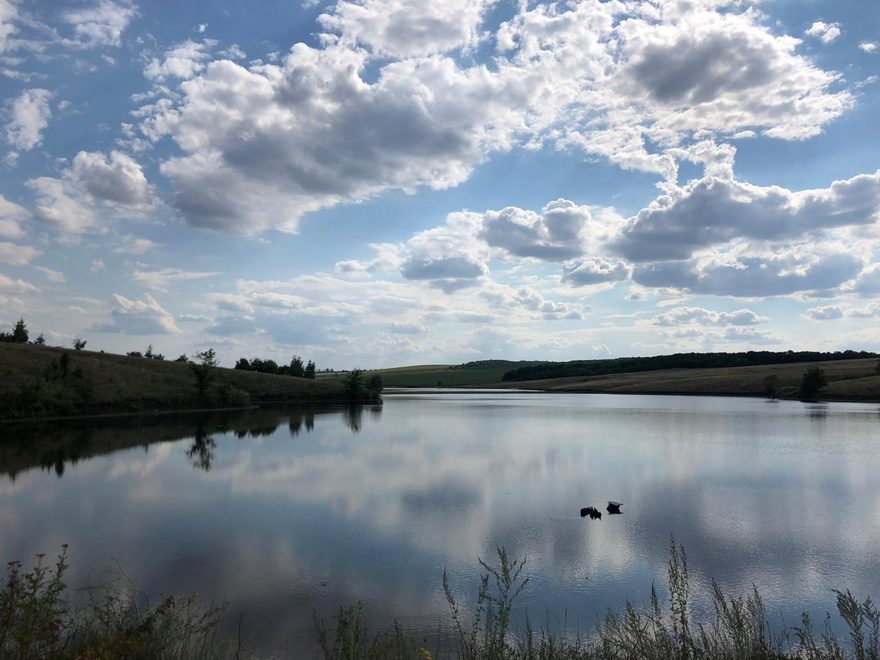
[{"xmin": 4, "ymin": 542, "xmax": 880, "ymax": 659}]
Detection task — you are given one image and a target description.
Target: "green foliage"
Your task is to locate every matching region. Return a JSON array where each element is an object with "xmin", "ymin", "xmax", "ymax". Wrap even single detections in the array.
[
  {"xmin": 33, "ymin": 333, "xmax": 46, "ymax": 346},
  {"xmin": 289, "ymin": 355, "xmax": 305, "ymax": 378},
  {"xmin": 0, "ymin": 547, "xmax": 226, "ymax": 659},
  {"xmin": 72, "ymin": 337, "xmax": 87, "ymax": 351},
  {"xmin": 305, "ymin": 360, "xmax": 316, "ymax": 379},
  {"xmin": 368, "ymin": 374, "xmax": 384, "ymax": 392},
  {"xmin": 12, "ymin": 318, "xmax": 28, "ymax": 343},
  {"xmin": 190, "ymin": 348, "xmax": 218, "ymax": 398},
  {"xmin": 344, "ymin": 369, "xmax": 365, "ymax": 399},
  {"xmin": 800, "ymin": 367, "xmax": 829, "ymax": 401}
]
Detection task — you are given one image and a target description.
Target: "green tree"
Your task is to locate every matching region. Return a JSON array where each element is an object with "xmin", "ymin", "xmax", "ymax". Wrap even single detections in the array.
[
  {"xmin": 190, "ymin": 348, "xmax": 218, "ymax": 397},
  {"xmin": 11, "ymin": 317, "xmax": 28, "ymax": 343},
  {"xmin": 234, "ymin": 357, "xmax": 250, "ymax": 370},
  {"xmin": 799, "ymin": 367, "xmax": 828, "ymax": 401},
  {"xmin": 343, "ymin": 369, "xmax": 365, "ymax": 400},
  {"xmin": 289, "ymin": 355, "xmax": 305, "ymax": 378},
  {"xmin": 304, "ymin": 360, "xmax": 316, "ymax": 379},
  {"xmin": 367, "ymin": 374, "xmax": 384, "ymax": 392},
  {"xmin": 33, "ymin": 333, "xmax": 46, "ymax": 346},
  {"xmin": 72, "ymin": 337, "xmax": 87, "ymax": 351}
]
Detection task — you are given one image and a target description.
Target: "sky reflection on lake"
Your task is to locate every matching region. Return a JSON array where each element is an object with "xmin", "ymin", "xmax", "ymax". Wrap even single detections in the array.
[{"xmin": 1, "ymin": 392, "xmax": 879, "ymax": 655}]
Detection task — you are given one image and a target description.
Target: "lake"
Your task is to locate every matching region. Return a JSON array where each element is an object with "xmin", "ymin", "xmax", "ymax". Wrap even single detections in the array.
[{"xmin": 1, "ymin": 390, "xmax": 879, "ymax": 655}]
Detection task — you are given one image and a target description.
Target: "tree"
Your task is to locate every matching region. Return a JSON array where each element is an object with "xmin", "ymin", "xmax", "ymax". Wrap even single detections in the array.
[
  {"xmin": 289, "ymin": 355, "xmax": 305, "ymax": 378},
  {"xmin": 72, "ymin": 337, "xmax": 87, "ymax": 351},
  {"xmin": 175, "ymin": 354, "xmax": 189, "ymax": 363},
  {"xmin": 343, "ymin": 369, "xmax": 365, "ymax": 399},
  {"xmin": 11, "ymin": 318, "xmax": 28, "ymax": 343},
  {"xmin": 33, "ymin": 333, "xmax": 46, "ymax": 346},
  {"xmin": 190, "ymin": 348, "xmax": 218, "ymax": 397},
  {"xmin": 799, "ymin": 367, "xmax": 828, "ymax": 401},
  {"xmin": 367, "ymin": 374, "xmax": 383, "ymax": 392},
  {"xmin": 234, "ymin": 358, "xmax": 250, "ymax": 370},
  {"xmin": 304, "ymin": 360, "xmax": 316, "ymax": 379}
]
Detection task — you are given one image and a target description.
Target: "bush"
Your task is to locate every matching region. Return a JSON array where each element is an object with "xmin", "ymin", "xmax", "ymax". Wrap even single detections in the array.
[
  {"xmin": 72, "ymin": 337, "xmax": 87, "ymax": 351},
  {"xmin": 800, "ymin": 367, "xmax": 828, "ymax": 401}
]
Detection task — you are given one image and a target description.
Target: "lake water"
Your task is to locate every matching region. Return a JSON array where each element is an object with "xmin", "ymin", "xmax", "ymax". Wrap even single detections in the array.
[{"xmin": 1, "ymin": 390, "xmax": 879, "ymax": 655}]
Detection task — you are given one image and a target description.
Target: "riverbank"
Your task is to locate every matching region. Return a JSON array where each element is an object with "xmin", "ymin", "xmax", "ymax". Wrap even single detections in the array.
[
  {"xmin": 373, "ymin": 358, "xmax": 880, "ymax": 403},
  {"xmin": 0, "ymin": 343, "xmax": 376, "ymax": 421}
]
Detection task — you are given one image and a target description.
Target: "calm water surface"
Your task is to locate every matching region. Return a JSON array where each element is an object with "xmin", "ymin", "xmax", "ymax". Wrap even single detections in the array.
[{"xmin": 1, "ymin": 391, "xmax": 879, "ymax": 655}]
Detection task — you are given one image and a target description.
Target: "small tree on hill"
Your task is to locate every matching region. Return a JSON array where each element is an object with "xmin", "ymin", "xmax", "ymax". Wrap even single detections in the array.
[
  {"xmin": 304, "ymin": 360, "xmax": 316, "ymax": 379},
  {"xmin": 73, "ymin": 337, "xmax": 87, "ymax": 351},
  {"xmin": 799, "ymin": 367, "xmax": 828, "ymax": 401},
  {"xmin": 190, "ymin": 348, "xmax": 218, "ymax": 397},
  {"xmin": 33, "ymin": 333, "xmax": 46, "ymax": 346},
  {"xmin": 343, "ymin": 369, "xmax": 365, "ymax": 400},
  {"xmin": 234, "ymin": 358, "xmax": 250, "ymax": 370},
  {"xmin": 289, "ymin": 355, "xmax": 305, "ymax": 378},
  {"xmin": 12, "ymin": 318, "xmax": 28, "ymax": 343}
]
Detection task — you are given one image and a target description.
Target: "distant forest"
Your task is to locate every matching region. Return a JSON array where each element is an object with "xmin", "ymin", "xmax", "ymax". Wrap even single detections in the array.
[{"xmin": 501, "ymin": 350, "xmax": 878, "ymax": 382}]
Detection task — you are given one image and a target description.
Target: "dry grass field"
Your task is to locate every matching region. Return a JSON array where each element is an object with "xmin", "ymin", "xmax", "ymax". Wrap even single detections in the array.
[{"xmin": 500, "ymin": 358, "xmax": 880, "ymax": 402}]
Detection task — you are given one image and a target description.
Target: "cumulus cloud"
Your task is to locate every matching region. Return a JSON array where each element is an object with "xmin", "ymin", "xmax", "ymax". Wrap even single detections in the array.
[
  {"xmin": 63, "ymin": 0, "xmax": 136, "ymax": 48},
  {"xmin": 96, "ymin": 293, "xmax": 181, "ymax": 334},
  {"xmin": 5, "ymin": 88, "xmax": 52, "ymax": 151},
  {"xmin": 562, "ymin": 258, "xmax": 629, "ymax": 286},
  {"xmin": 27, "ymin": 150, "xmax": 151, "ymax": 233},
  {"xmin": 860, "ymin": 42, "xmax": 878, "ymax": 54},
  {"xmin": 133, "ymin": 0, "xmax": 852, "ymax": 233},
  {"xmin": 144, "ymin": 39, "xmax": 216, "ymax": 81},
  {"xmin": 0, "ymin": 194, "xmax": 26, "ymax": 238},
  {"xmin": 613, "ymin": 171, "xmax": 880, "ymax": 262},
  {"xmin": 318, "ymin": 0, "xmax": 492, "ymax": 58},
  {"xmin": 652, "ymin": 306, "xmax": 769, "ymax": 327},
  {"xmin": 0, "ymin": 241, "xmax": 39, "ymax": 266},
  {"xmin": 805, "ymin": 21, "xmax": 841, "ymax": 44},
  {"xmin": 805, "ymin": 305, "xmax": 843, "ymax": 320}
]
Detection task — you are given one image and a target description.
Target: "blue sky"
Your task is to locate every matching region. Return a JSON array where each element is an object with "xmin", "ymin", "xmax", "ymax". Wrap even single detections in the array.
[{"xmin": 0, "ymin": 0, "xmax": 878, "ymax": 368}]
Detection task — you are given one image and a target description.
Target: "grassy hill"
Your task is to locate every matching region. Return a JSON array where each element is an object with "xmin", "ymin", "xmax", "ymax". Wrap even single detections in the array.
[
  {"xmin": 0, "ymin": 343, "xmax": 351, "ymax": 420},
  {"xmin": 498, "ymin": 358, "xmax": 880, "ymax": 402},
  {"xmin": 367, "ymin": 360, "xmax": 545, "ymax": 387}
]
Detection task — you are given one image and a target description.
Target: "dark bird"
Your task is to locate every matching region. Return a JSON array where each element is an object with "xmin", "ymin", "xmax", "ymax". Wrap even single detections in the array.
[
  {"xmin": 606, "ymin": 501, "xmax": 623, "ymax": 514},
  {"xmin": 580, "ymin": 506, "xmax": 602, "ymax": 520}
]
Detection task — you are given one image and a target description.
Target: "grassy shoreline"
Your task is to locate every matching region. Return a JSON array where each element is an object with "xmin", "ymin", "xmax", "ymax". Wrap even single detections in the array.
[{"xmin": 3, "ymin": 543, "xmax": 878, "ymax": 659}]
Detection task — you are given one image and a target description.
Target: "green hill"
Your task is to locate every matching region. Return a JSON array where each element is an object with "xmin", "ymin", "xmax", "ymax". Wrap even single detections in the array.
[
  {"xmin": 0, "ymin": 343, "xmax": 351, "ymax": 420},
  {"xmin": 368, "ymin": 360, "xmax": 544, "ymax": 387}
]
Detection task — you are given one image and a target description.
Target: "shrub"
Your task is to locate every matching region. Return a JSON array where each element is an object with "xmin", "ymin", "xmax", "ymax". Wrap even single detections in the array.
[
  {"xmin": 72, "ymin": 337, "xmax": 87, "ymax": 351},
  {"xmin": 800, "ymin": 367, "xmax": 828, "ymax": 401}
]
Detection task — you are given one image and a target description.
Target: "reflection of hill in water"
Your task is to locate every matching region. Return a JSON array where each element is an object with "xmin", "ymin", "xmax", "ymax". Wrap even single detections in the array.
[{"xmin": 0, "ymin": 405, "xmax": 381, "ymax": 479}]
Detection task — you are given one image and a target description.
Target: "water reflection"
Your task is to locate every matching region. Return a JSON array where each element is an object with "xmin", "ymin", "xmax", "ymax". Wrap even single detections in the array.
[{"xmin": 0, "ymin": 393, "xmax": 878, "ymax": 655}]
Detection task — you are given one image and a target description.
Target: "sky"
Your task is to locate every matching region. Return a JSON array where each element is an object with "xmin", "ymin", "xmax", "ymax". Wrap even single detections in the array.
[{"xmin": 0, "ymin": 0, "xmax": 878, "ymax": 369}]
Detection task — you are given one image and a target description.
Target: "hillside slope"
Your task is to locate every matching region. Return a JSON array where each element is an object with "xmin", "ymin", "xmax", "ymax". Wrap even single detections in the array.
[
  {"xmin": 499, "ymin": 358, "xmax": 880, "ymax": 402},
  {"xmin": 0, "ymin": 343, "xmax": 349, "ymax": 420}
]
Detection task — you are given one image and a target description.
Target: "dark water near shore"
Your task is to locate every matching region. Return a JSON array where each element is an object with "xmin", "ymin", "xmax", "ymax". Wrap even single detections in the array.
[{"xmin": 1, "ymin": 391, "xmax": 879, "ymax": 655}]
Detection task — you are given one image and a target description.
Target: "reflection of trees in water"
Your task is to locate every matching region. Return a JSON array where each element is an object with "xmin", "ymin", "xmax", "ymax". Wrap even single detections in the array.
[
  {"xmin": 288, "ymin": 411, "xmax": 315, "ymax": 437},
  {"xmin": 186, "ymin": 424, "xmax": 216, "ymax": 472},
  {"xmin": 343, "ymin": 405, "xmax": 364, "ymax": 432}
]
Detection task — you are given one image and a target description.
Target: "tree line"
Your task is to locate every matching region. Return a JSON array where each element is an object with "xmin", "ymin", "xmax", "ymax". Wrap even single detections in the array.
[
  {"xmin": 234, "ymin": 355, "xmax": 316, "ymax": 378},
  {"xmin": 501, "ymin": 350, "xmax": 879, "ymax": 382}
]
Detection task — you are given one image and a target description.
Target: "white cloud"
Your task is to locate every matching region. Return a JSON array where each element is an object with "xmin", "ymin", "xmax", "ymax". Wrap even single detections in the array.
[
  {"xmin": 0, "ymin": 272, "xmax": 39, "ymax": 294},
  {"xmin": 0, "ymin": 0, "xmax": 18, "ymax": 54},
  {"xmin": 653, "ymin": 306, "xmax": 769, "ymax": 327},
  {"xmin": 860, "ymin": 42, "xmax": 878, "ymax": 54},
  {"xmin": 132, "ymin": 267, "xmax": 218, "ymax": 291},
  {"xmin": 90, "ymin": 258, "xmax": 105, "ymax": 272},
  {"xmin": 63, "ymin": 0, "xmax": 136, "ymax": 48},
  {"xmin": 613, "ymin": 171, "xmax": 880, "ymax": 262},
  {"xmin": 0, "ymin": 241, "xmax": 39, "ymax": 266},
  {"xmin": 561, "ymin": 258, "xmax": 629, "ymax": 287},
  {"xmin": 805, "ymin": 21, "xmax": 841, "ymax": 44},
  {"xmin": 96, "ymin": 293, "xmax": 181, "ymax": 334},
  {"xmin": 34, "ymin": 265, "xmax": 65, "ymax": 284},
  {"xmin": 134, "ymin": 0, "xmax": 852, "ymax": 233},
  {"xmin": 5, "ymin": 88, "xmax": 52, "ymax": 150},
  {"xmin": 144, "ymin": 39, "xmax": 216, "ymax": 81},
  {"xmin": 318, "ymin": 0, "xmax": 492, "ymax": 58},
  {"xmin": 805, "ymin": 305, "xmax": 843, "ymax": 320},
  {"xmin": 27, "ymin": 150, "xmax": 152, "ymax": 234},
  {"xmin": 0, "ymin": 194, "xmax": 26, "ymax": 238}
]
